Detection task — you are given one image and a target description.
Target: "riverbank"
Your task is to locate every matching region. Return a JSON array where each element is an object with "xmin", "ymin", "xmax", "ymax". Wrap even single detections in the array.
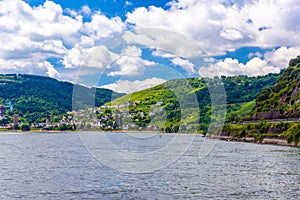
[
  {"xmin": 206, "ymin": 135, "xmax": 300, "ymax": 147},
  {"xmin": 1, "ymin": 129, "xmax": 299, "ymax": 148}
]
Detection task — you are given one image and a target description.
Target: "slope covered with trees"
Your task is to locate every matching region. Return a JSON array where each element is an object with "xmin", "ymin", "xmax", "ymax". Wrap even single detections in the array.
[
  {"xmin": 220, "ymin": 56, "xmax": 300, "ymax": 145},
  {"xmin": 109, "ymin": 73, "xmax": 280, "ymax": 132},
  {"xmin": 0, "ymin": 74, "xmax": 124, "ymax": 123},
  {"xmin": 252, "ymin": 56, "xmax": 300, "ymax": 119}
]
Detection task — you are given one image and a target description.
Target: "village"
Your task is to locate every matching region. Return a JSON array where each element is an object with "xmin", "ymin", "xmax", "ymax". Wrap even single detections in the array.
[{"xmin": 0, "ymin": 101, "xmax": 166, "ymax": 132}]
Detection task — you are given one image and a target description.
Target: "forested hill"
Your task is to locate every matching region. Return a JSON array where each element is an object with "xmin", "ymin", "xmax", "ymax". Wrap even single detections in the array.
[
  {"xmin": 0, "ymin": 74, "xmax": 124, "ymax": 123},
  {"xmin": 252, "ymin": 56, "xmax": 300, "ymax": 119},
  {"xmin": 114, "ymin": 73, "xmax": 281, "ymax": 106},
  {"xmin": 110, "ymin": 72, "xmax": 281, "ymax": 132}
]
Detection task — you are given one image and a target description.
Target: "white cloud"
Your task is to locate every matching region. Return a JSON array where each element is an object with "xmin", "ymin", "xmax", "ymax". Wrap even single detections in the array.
[
  {"xmin": 123, "ymin": 29, "xmax": 206, "ymax": 58},
  {"xmin": 248, "ymin": 52, "xmax": 262, "ymax": 59},
  {"xmin": 0, "ymin": 0, "xmax": 82, "ymax": 44},
  {"xmin": 0, "ymin": 0, "xmax": 82, "ymax": 77},
  {"xmin": 199, "ymin": 57, "xmax": 279, "ymax": 78},
  {"xmin": 39, "ymin": 61, "xmax": 61, "ymax": 79},
  {"xmin": 0, "ymin": 0, "xmax": 299, "ymax": 83},
  {"xmin": 264, "ymin": 46, "xmax": 300, "ymax": 69},
  {"xmin": 220, "ymin": 29, "xmax": 244, "ymax": 41},
  {"xmin": 63, "ymin": 45, "xmax": 118, "ymax": 69},
  {"xmin": 152, "ymin": 49, "xmax": 176, "ymax": 58},
  {"xmin": 171, "ymin": 57, "xmax": 195, "ymax": 74},
  {"xmin": 0, "ymin": 58, "xmax": 61, "ymax": 79},
  {"xmin": 83, "ymin": 12, "xmax": 125, "ymax": 42},
  {"xmin": 199, "ymin": 46, "xmax": 300, "ymax": 77},
  {"xmin": 81, "ymin": 5, "xmax": 91, "ymax": 16},
  {"xmin": 125, "ymin": 1, "xmax": 133, "ymax": 6},
  {"xmin": 126, "ymin": 0, "xmax": 300, "ymax": 54},
  {"xmin": 108, "ymin": 46, "xmax": 156, "ymax": 76},
  {"xmin": 0, "ymin": 0, "xmax": 126, "ymax": 79},
  {"xmin": 64, "ymin": 8, "xmax": 78, "ymax": 17},
  {"xmin": 101, "ymin": 77, "xmax": 166, "ymax": 93},
  {"xmin": 244, "ymin": 57, "xmax": 279, "ymax": 76},
  {"xmin": 203, "ymin": 57, "xmax": 216, "ymax": 63}
]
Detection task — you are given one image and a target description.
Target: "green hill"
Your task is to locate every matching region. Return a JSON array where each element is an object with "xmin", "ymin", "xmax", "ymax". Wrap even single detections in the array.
[
  {"xmin": 109, "ymin": 73, "xmax": 280, "ymax": 132},
  {"xmin": 252, "ymin": 56, "xmax": 300, "ymax": 119},
  {"xmin": 0, "ymin": 74, "xmax": 124, "ymax": 123}
]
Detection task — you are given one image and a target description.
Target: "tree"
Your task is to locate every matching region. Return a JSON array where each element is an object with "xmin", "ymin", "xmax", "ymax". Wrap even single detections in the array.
[
  {"xmin": 20, "ymin": 123, "xmax": 30, "ymax": 131},
  {"xmin": 256, "ymin": 88, "xmax": 271, "ymax": 101},
  {"xmin": 0, "ymin": 117, "xmax": 9, "ymax": 126}
]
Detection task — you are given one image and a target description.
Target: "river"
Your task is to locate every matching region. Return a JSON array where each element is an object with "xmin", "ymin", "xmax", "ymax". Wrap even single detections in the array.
[{"xmin": 0, "ymin": 132, "xmax": 299, "ymax": 199}]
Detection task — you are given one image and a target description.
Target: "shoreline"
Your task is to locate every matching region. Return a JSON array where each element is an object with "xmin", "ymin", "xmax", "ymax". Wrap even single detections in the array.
[
  {"xmin": 206, "ymin": 135, "xmax": 300, "ymax": 147},
  {"xmin": 0, "ymin": 129, "xmax": 165, "ymax": 134},
  {"xmin": 1, "ymin": 129, "xmax": 299, "ymax": 148}
]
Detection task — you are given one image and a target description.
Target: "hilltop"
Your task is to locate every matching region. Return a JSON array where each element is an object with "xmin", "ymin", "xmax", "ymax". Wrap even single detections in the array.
[
  {"xmin": 108, "ymin": 73, "xmax": 280, "ymax": 132},
  {"xmin": 0, "ymin": 74, "xmax": 124, "ymax": 123},
  {"xmin": 219, "ymin": 56, "xmax": 300, "ymax": 145},
  {"xmin": 252, "ymin": 56, "xmax": 300, "ymax": 119}
]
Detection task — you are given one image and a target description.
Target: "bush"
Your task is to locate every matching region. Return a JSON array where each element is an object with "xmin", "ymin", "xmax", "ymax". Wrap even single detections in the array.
[
  {"xmin": 284, "ymin": 123, "xmax": 300, "ymax": 144},
  {"xmin": 59, "ymin": 124, "xmax": 67, "ymax": 131},
  {"xmin": 13, "ymin": 124, "xmax": 20, "ymax": 130},
  {"xmin": 254, "ymin": 133, "xmax": 266, "ymax": 143},
  {"xmin": 247, "ymin": 129, "xmax": 259, "ymax": 137},
  {"xmin": 233, "ymin": 129, "xmax": 246, "ymax": 138},
  {"xmin": 21, "ymin": 123, "xmax": 30, "ymax": 131}
]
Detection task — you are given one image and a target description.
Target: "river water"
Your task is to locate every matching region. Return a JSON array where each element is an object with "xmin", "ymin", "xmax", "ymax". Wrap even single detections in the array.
[{"xmin": 0, "ymin": 132, "xmax": 299, "ymax": 199}]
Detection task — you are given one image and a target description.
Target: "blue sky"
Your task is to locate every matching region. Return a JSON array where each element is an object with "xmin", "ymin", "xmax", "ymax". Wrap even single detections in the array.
[
  {"xmin": 25, "ymin": 0, "xmax": 171, "ymax": 20},
  {"xmin": 0, "ymin": 0, "xmax": 300, "ymax": 93}
]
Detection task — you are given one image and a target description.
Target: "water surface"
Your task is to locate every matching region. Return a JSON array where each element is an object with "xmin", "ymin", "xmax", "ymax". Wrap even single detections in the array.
[{"xmin": 0, "ymin": 132, "xmax": 299, "ymax": 199}]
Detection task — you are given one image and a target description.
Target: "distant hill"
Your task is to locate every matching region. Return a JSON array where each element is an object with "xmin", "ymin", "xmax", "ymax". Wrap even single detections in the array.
[
  {"xmin": 0, "ymin": 74, "xmax": 124, "ymax": 123},
  {"xmin": 110, "ymin": 73, "xmax": 281, "ymax": 132},
  {"xmin": 252, "ymin": 56, "xmax": 300, "ymax": 119}
]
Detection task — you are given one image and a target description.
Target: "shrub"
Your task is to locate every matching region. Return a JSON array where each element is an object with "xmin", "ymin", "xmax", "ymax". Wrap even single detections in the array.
[
  {"xmin": 21, "ymin": 123, "xmax": 30, "ymax": 131},
  {"xmin": 284, "ymin": 123, "xmax": 300, "ymax": 144}
]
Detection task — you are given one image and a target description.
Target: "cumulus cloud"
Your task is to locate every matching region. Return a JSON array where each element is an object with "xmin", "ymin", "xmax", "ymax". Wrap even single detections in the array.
[
  {"xmin": 0, "ymin": 0, "xmax": 299, "ymax": 86},
  {"xmin": 152, "ymin": 49, "xmax": 176, "ymax": 58},
  {"xmin": 81, "ymin": 5, "xmax": 91, "ymax": 16},
  {"xmin": 248, "ymin": 52, "xmax": 262, "ymax": 59},
  {"xmin": 63, "ymin": 45, "xmax": 118, "ymax": 69},
  {"xmin": 82, "ymin": 12, "xmax": 124, "ymax": 42},
  {"xmin": 126, "ymin": 0, "xmax": 300, "ymax": 54},
  {"xmin": 108, "ymin": 46, "xmax": 156, "ymax": 76},
  {"xmin": 171, "ymin": 57, "xmax": 195, "ymax": 74},
  {"xmin": 0, "ymin": 58, "xmax": 61, "ymax": 79},
  {"xmin": 264, "ymin": 46, "xmax": 300, "ymax": 69},
  {"xmin": 64, "ymin": 8, "xmax": 78, "ymax": 17},
  {"xmin": 123, "ymin": 29, "xmax": 206, "ymax": 58},
  {"xmin": 40, "ymin": 61, "xmax": 61, "ymax": 79},
  {"xmin": 0, "ymin": 0, "xmax": 82, "ymax": 49},
  {"xmin": 101, "ymin": 77, "xmax": 166, "ymax": 93},
  {"xmin": 199, "ymin": 46, "xmax": 300, "ymax": 77},
  {"xmin": 199, "ymin": 57, "xmax": 279, "ymax": 78},
  {"xmin": 0, "ymin": 0, "xmax": 125, "ymax": 79},
  {"xmin": 220, "ymin": 29, "xmax": 244, "ymax": 41},
  {"xmin": 0, "ymin": 0, "xmax": 81, "ymax": 78}
]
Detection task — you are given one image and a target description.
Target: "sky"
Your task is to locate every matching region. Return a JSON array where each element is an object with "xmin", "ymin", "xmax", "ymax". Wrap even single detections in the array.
[{"xmin": 1, "ymin": 0, "xmax": 300, "ymax": 93}]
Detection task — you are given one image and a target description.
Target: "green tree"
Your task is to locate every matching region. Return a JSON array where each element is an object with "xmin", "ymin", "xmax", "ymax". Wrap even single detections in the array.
[{"xmin": 20, "ymin": 123, "xmax": 30, "ymax": 131}]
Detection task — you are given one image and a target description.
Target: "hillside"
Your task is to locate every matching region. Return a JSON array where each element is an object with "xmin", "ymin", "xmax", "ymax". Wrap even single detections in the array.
[
  {"xmin": 252, "ymin": 56, "xmax": 300, "ymax": 119},
  {"xmin": 0, "ymin": 74, "xmax": 124, "ymax": 123},
  {"xmin": 109, "ymin": 73, "xmax": 280, "ymax": 132}
]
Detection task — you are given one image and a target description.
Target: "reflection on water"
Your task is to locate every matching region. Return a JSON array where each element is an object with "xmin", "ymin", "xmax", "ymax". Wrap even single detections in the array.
[{"xmin": 0, "ymin": 132, "xmax": 299, "ymax": 199}]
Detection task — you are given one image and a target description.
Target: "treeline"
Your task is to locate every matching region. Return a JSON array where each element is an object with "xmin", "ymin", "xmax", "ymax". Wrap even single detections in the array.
[
  {"xmin": 110, "ymin": 72, "xmax": 281, "ymax": 133},
  {"xmin": 0, "ymin": 74, "xmax": 124, "ymax": 123},
  {"xmin": 222, "ymin": 120, "xmax": 300, "ymax": 144},
  {"xmin": 252, "ymin": 56, "xmax": 300, "ymax": 119}
]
